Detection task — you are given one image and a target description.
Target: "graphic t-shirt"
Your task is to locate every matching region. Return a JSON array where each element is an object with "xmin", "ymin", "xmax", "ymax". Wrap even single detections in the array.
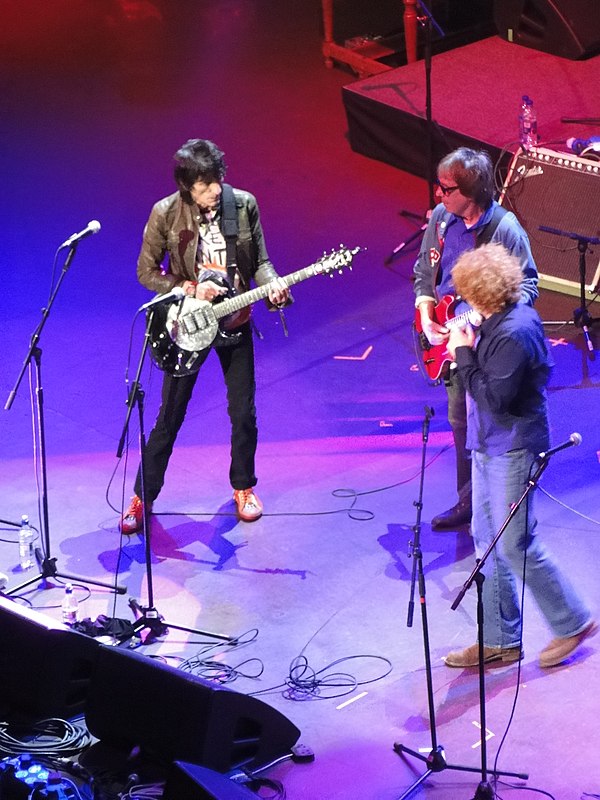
[{"xmin": 196, "ymin": 210, "xmax": 249, "ymax": 329}]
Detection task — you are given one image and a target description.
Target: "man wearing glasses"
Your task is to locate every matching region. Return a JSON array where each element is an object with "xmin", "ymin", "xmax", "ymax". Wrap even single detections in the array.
[{"xmin": 413, "ymin": 147, "xmax": 538, "ymax": 532}]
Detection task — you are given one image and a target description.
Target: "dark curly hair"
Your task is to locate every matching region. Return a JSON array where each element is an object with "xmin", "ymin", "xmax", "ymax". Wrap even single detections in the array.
[{"xmin": 173, "ymin": 139, "xmax": 227, "ymax": 194}]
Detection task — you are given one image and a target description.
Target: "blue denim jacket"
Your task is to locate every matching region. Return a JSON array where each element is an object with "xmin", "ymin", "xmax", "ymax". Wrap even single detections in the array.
[
  {"xmin": 413, "ymin": 201, "xmax": 539, "ymax": 312},
  {"xmin": 455, "ymin": 303, "xmax": 551, "ymax": 456}
]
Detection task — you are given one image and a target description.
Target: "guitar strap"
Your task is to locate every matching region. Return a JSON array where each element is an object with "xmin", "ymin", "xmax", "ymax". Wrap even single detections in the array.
[
  {"xmin": 474, "ymin": 204, "xmax": 509, "ymax": 247},
  {"xmin": 220, "ymin": 183, "xmax": 239, "ymax": 288},
  {"xmin": 221, "ymin": 182, "xmax": 265, "ymax": 339}
]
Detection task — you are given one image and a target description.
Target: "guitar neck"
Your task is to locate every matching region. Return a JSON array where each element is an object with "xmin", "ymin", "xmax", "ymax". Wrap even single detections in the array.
[
  {"xmin": 446, "ymin": 309, "xmax": 475, "ymax": 330},
  {"xmin": 212, "ymin": 264, "xmax": 318, "ymax": 320}
]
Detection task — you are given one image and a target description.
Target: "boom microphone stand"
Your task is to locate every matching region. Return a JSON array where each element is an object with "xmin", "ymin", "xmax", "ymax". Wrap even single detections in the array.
[
  {"xmin": 447, "ymin": 448, "xmax": 571, "ymax": 797},
  {"xmin": 117, "ymin": 306, "xmax": 235, "ymax": 645},
  {"xmin": 538, "ymin": 224, "xmax": 600, "ymax": 358},
  {"xmin": 5, "ymin": 240, "xmax": 126, "ymax": 597},
  {"xmin": 393, "ymin": 406, "xmax": 527, "ymax": 799}
]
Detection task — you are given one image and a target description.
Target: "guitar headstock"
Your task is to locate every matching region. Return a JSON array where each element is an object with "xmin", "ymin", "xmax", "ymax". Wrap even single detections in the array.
[{"xmin": 314, "ymin": 245, "xmax": 365, "ymax": 276}]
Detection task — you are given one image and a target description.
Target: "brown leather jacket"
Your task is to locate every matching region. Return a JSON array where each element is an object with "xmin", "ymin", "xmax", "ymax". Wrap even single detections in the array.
[{"xmin": 136, "ymin": 186, "xmax": 280, "ymax": 295}]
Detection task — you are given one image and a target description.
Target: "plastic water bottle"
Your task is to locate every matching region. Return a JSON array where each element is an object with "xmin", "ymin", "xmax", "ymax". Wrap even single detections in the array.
[
  {"xmin": 61, "ymin": 584, "xmax": 79, "ymax": 626},
  {"xmin": 18, "ymin": 515, "xmax": 34, "ymax": 570},
  {"xmin": 519, "ymin": 95, "xmax": 538, "ymax": 150}
]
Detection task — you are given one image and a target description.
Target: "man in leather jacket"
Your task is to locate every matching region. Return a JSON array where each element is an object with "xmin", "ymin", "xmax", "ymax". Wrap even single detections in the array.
[{"xmin": 120, "ymin": 138, "xmax": 289, "ymax": 534}]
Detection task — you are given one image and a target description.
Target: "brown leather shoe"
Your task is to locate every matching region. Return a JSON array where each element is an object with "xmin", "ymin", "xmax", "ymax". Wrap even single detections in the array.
[
  {"xmin": 539, "ymin": 620, "xmax": 598, "ymax": 668},
  {"xmin": 431, "ymin": 500, "xmax": 472, "ymax": 531},
  {"xmin": 444, "ymin": 642, "xmax": 523, "ymax": 668}
]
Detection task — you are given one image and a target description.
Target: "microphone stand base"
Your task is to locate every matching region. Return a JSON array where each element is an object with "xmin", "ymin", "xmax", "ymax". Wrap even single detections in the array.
[
  {"xmin": 6, "ymin": 551, "xmax": 126, "ymax": 597},
  {"xmin": 128, "ymin": 597, "xmax": 236, "ymax": 646},
  {"xmin": 472, "ymin": 781, "xmax": 495, "ymax": 800}
]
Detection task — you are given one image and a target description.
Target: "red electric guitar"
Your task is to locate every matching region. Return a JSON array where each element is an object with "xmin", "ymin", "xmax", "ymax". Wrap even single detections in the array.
[{"xmin": 413, "ymin": 295, "xmax": 479, "ymax": 384}]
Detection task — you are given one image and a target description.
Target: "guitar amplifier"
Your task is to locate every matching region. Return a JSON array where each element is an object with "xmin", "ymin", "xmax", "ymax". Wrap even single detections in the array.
[{"xmin": 499, "ymin": 146, "xmax": 600, "ymax": 299}]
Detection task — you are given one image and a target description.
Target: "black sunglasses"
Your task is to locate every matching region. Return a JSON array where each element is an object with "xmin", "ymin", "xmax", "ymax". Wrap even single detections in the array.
[{"xmin": 435, "ymin": 179, "xmax": 460, "ymax": 196}]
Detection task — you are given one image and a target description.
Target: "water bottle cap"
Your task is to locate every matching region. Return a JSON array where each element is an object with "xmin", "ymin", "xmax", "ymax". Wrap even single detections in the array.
[{"xmin": 65, "ymin": 583, "xmax": 73, "ymax": 593}]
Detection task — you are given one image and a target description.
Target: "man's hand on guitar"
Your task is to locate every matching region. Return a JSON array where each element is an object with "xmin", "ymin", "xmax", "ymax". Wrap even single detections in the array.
[
  {"xmin": 447, "ymin": 324, "xmax": 476, "ymax": 360},
  {"xmin": 420, "ymin": 317, "xmax": 449, "ymax": 347},
  {"xmin": 181, "ymin": 279, "xmax": 228, "ymax": 302},
  {"xmin": 267, "ymin": 277, "xmax": 289, "ymax": 307}
]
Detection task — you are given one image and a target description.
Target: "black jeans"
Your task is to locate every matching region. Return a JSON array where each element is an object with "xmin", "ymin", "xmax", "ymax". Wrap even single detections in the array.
[
  {"xmin": 444, "ymin": 366, "xmax": 471, "ymax": 506},
  {"xmin": 135, "ymin": 324, "xmax": 258, "ymax": 503}
]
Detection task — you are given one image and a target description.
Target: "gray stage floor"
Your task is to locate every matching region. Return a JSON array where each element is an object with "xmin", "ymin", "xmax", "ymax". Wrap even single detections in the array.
[{"xmin": 1, "ymin": 2, "xmax": 600, "ymax": 798}]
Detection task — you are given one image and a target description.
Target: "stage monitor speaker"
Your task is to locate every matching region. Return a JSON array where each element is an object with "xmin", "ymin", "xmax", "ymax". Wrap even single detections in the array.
[
  {"xmin": 500, "ymin": 147, "xmax": 600, "ymax": 298},
  {"xmin": 494, "ymin": 0, "xmax": 600, "ymax": 60},
  {"xmin": 163, "ymin": 762, "xmax": 258, "ymax": 800},
  {"xmin": 0, "ymin": 595, "xmax": 99, "ymax": 719},
  {"xmin": 85, "ymin": 644, "xmax": 301, "ymax": 773}
]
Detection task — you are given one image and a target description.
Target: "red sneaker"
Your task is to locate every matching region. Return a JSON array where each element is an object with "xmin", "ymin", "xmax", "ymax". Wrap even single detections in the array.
[
  {"xmin": 119, "ymin": 495, "xmax": 146, "ymax": 535},
  {"xmin": 233, "ymin": 489, "xmax": 263, "ymax": 522}
]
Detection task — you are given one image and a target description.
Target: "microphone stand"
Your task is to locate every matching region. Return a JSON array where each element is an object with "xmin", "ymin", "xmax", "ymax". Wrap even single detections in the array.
[
  {"xmin": 392, "ymin": 407, "xmax": 525, "ymax": 799},
  {"xmin": 538, "ymin": 225, "xmax": 600, "ymax": 358},
  {"xmin": 448, "ymin": 459, "xmax": 556, "ymax": 799},
  {"xmin": 385, "ymin": 1, "xmax": 446, "ymax": 266},
  {"xmin": 5, "ymin": 243, "xmax": 126, "ymax": 597},
  {"xmin": 117, "ymin": 309, "xmax": 235, "ymax": 645}
]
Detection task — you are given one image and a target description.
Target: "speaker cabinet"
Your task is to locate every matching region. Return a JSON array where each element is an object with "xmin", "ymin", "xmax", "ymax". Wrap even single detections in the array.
[
  {"xmin": 85, "ymin": 645, "xmax": 300, "ymax": 773},
  {"xmin": 494, "ymin": 0, "xmax": 600, "ymax": 60},
  {"xmin": 163, "ymin": 762, "xmax": 258, "ymax": 800},
  {"xmin": 0, "ymin": 595, "xmax": 98, "ymax": 719},
  {"xmin": 500, "ymin": 147, "xmax": 600, "ymax": 298}
]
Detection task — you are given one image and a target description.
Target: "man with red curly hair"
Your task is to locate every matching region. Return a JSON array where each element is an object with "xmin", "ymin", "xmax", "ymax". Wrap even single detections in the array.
[{"xmin": 444, "ymin": 243, "xmax": 596, "ymax": 668}]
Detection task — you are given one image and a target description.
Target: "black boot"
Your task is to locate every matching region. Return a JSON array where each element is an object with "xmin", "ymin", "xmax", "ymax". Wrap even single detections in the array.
[{"xmin": 431, "ymin": 499, "xmax": 471, "ymax": 531}]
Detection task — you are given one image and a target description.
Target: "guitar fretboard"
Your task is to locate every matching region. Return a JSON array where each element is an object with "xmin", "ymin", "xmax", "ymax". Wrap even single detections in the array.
[{"xmin": 212, "ymin": 264, "xmax": 324, "ymax": 320}]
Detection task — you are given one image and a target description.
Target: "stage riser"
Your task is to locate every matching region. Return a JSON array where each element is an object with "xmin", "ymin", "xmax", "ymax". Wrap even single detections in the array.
[{"xmin": 342, "ymin": 88, "xmax": 502, "ymax": 181}]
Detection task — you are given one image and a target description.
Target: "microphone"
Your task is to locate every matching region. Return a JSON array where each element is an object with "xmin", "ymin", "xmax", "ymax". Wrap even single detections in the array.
[
  {"xmin": 538, "ymin": 432, "xmax": 582, "ymax": 461},
  {"xmin": 423, "ymin": 405, "xmax": 435, "ymax": 442},
  {"xmin": 59, "ymin": 220, "xmax": 101, "ymax": 249},
  {"xmin": 138, "ymin": 286, "xmax": 186, "ymax": 311},
  {"xmin": 566, "ymin": 136, "xmax": 600, "ymax": 155}
]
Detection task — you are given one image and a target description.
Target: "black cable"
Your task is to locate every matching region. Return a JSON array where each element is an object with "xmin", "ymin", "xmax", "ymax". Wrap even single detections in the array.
[
  {"xmin": 250, "ymin": 652, "xmax": 393, "ymax": 701},
  {"xmin": 496, "ymin": 779, "xmax": 557, "ymax": 799},
  {"xmin": 0, "ymin": 716, "xmax": 92, "ymax": 758},
  {"xmin": 179, "ymin": 628, "xmax": 262, "ymax": 684},
  {"xmin": 104, "ymin": 442, "xmax": 452, "ymax": 525}
]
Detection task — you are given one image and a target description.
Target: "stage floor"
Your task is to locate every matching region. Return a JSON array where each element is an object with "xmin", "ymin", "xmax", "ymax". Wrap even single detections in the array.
[{"xmin": 2, "ymin": 5, "xmax": 600, "ymax": 799}]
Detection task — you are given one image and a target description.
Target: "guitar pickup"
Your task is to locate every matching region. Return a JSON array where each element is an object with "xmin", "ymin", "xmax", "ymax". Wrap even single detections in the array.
[
  {"xmin": 180, "ymin": 314, "xmax": 199, "ymax": 335},
  {"xmin": 180, "ymin": 309, "xmax": 212, "ymax": 335}
]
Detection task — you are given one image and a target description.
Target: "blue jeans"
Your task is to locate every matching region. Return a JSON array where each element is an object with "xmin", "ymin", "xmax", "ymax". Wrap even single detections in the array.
[{"xmin": 471, "ymin": 448, "xmax": 591, "ymax": 648}]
